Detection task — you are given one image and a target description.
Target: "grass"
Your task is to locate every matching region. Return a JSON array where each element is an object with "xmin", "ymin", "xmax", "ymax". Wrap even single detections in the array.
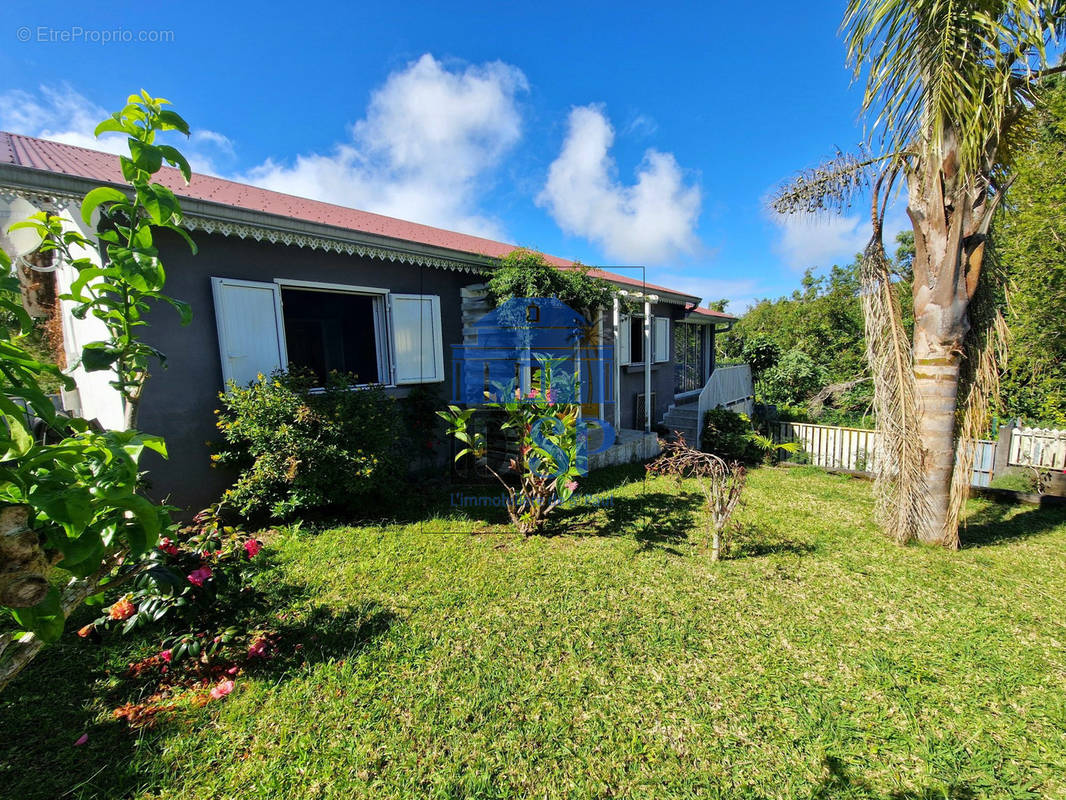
[{"xmin": 2, "ymin": 465, "xmax": 1066, "ymax": 799}]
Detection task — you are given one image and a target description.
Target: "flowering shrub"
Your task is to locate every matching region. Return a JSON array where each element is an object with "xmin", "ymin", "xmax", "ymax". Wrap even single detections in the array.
[
  {"xmin": 213, "ymin": 369, "xmax": 403, "ymax": 521},
  {"xmin": 87, "ymin": 506, "xmax": 266, "ymax": 673},
  {"xmin": 439, "ymin": 356, "xmax": 585, "ymax": 535}
]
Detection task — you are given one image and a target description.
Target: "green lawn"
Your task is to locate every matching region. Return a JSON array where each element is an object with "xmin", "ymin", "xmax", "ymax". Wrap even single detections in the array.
[{"xmin": 3, "ymin": 466, "xmax": 1066, "ymax": 799}]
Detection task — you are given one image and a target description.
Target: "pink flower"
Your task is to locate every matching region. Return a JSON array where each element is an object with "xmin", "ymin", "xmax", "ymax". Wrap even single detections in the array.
[
  {"xmin": 526, "ymin": 389, "xmax": 538, "ymax": 399},
  {"xmin": 243, "ymin": 539, "xmax": 262, "ymax": 558},
  {"xmin": 74, "ymin": 733, "xmax": 88, "ymax": 747},
  {"xmin": 209, "ymin": 679, "xmax": 234, "ymax": 700},
  {"xmin": 158, "ymin": 537, "xmax": 179, "ymax": 556},
  {"xmin": 187, "ymin": 566, "xmax": 213, "ymax": 587},
  {"xmin": 565, "ymin": 480, "xmax": 578, "ymax": 492},
  {"xmin": 160, "ymin": 649, "xmax": 172, "ymax": 663},
  {"xmin": 247, "ymin": 636, "xmax": 272, "ymax": 659}
]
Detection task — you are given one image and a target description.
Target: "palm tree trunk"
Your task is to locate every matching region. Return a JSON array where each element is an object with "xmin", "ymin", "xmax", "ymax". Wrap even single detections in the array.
[
  {"xmin": 906, "ymin": 132, "xmax": 983, "ymax": 548},
  {"xmin": 912, "ymin": 340, "xmax": 961, "ymax": 546}
]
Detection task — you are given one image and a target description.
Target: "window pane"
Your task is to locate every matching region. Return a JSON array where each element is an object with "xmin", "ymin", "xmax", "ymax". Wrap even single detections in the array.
[
  {"xmin": 630, "ymin": 316, "xmax": 644, "ymax": 363},
  {"xmin": 281, "ymin": 288, "xmax": 378, "ymax": 384}
]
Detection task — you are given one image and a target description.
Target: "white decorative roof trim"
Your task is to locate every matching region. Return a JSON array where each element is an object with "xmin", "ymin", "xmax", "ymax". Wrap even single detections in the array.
[
  {"xmin": 181, "ymin": 216, "xmax": 485, "ymax": 274},
  {"xmin": 0, "ymin": 188, "xmax": 78, "ymax": 210},
  {"xmin": 1, "ymin": 183, "xmax": 485, "ymax": 275}
]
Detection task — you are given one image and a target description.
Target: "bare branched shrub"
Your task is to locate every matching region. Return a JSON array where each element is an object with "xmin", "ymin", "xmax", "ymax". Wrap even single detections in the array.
[{"xmin": 647, "ymin": 435, "xmax": 746, "ymax": 560}]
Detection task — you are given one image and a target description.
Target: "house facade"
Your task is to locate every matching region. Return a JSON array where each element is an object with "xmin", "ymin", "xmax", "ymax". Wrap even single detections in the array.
[{"xmin": 0, "ymin": 132, "xmax": 742, "ymax": 512}]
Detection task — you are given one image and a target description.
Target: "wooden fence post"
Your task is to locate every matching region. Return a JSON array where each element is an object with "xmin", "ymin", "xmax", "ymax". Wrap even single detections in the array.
[{"xmin": 993, "ymin": 421, "xmax": 1016, "ymax": 481}]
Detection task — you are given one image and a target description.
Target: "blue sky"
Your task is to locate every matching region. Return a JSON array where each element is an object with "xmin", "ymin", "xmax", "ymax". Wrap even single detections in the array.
[{"xmin": 0, "ymin": 1, "xmax": 901, "ymax": 312}]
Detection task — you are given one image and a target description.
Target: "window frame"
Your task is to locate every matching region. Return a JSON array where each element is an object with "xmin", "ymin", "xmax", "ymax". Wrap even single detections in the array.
[{"xmin": 273, "ymin": 278, "xmax": 390, "ymax": 389}]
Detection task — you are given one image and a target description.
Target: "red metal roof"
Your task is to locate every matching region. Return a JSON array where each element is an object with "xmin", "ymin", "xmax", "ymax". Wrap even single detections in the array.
[
  {"xmin": 687, "ymin": 305, "xmax": 738, "ymax": 322},
  {"xmin": 0, "ymin": 131, "xmax": 702, "ymax": 302}
]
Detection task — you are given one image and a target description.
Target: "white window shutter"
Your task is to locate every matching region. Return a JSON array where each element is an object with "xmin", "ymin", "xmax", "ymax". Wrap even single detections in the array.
[
  {"xmin": 618, "ymin": 316, "xmax": 631, "ymax": 366},
  {"xmin": 211, "ymin": 277, "xmax": 287, "ymax": 390},
  {"xmin": 653, "ymin": 317, "xmax": 670, "ymax": 363},
  {"xmin": 389, "ymin": 294, "xmax": 444, "ymax": 384}
]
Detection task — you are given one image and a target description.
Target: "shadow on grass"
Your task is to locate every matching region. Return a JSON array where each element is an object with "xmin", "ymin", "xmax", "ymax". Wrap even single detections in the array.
[
  {"xmin": 960, "ymin": 501, "xmax": 1066, "ymax": 548},
  {"xmin": 570, "ymin": 490, "xmax": 702, "ymax": 554},
  {"xmin": 809, "ymin": 755, "xmax": 975, "ymax": 799},
  {"xmin": 0, "ymin": 566, "xmax": 395, "ymax": 800},
  {"xmin": 732, "ymin": 522, "xmax": 817, "ymax": 558},
  {"xmin": 250, "ymin": 599, "xmax": 396, "ymax": 680}
]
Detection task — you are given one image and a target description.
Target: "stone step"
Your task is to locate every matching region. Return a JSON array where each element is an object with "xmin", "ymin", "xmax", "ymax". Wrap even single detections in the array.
[{"xmin": 663, "ymin": 410, "xmax": 699, "ymax": 424}]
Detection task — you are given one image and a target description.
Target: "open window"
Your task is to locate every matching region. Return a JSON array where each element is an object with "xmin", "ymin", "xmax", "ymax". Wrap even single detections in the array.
[
  {"xmin": 279, "ymin": 286, "xmax": 387, "ymax": 385},
  {"xmin": 619, "ymin": 315, "xmax": 669, "ymax": 365},
  {"xmin": 211, "ymin": 277, "xmax": 443, "ymax": 389}
]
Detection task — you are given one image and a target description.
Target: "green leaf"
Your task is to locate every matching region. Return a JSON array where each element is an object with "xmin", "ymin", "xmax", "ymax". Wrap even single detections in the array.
[
  {"xmin": 80, "ymin": 187, "xmax": 128, "ymax": 226},
  {"xmin": 128, "ymin": 139, "xmax": 163, "ymax": 173},
  {"xmin": 95, "ymin": 116, "xmax": 134, "ymax": 137},
  {"xmin": 80, "ymin": 342, "xmax": 121, "ymax": 372},
  {"xmin": 158, "ymin": 145, "xmax": 192, "ymax": 182},
  {"xmin": 1, "ymin": 417, "xmax": 34, "ymax": 460},
  {"xmin": 10, "ymin": 588, "xmax": 65, "ymax": 643},
  {"xmin": 156, "ymin": 110, "xmax": 190, "ymax": 136},
  {"xmin": 29, "ymin": 485, "xmax": 94, "ymax": 535}
]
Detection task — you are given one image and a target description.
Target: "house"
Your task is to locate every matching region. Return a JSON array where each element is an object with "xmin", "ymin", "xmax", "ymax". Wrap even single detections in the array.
[{"xmin": 0, "ymin": 131, "xmax": 745, "ymax": 512}]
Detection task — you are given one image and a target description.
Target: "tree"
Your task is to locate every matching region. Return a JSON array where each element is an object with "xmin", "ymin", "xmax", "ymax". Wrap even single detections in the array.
[
  {"xmin": 774, "ymin": 2, "xmax": 1066, "ymax": 548},
  {"xmin": 996, "ymin": 75, "xmax": 1066, "ymax": 425},
  {"xmin": 740, "ymin": 335, "xmax": 782, "ymax": 391},
  {"xmin": 0, "ymin": 92, "xmax": 194, "ymax": 690},
  {"xmin": 761, "ymin": 350, "xmax": 828, "ymax": 407}
]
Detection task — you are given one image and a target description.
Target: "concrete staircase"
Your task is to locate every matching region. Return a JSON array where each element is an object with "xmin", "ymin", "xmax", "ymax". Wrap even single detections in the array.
[{"xmin": 661, "ymin": 401, "xmax": 701, "ymax": 447}]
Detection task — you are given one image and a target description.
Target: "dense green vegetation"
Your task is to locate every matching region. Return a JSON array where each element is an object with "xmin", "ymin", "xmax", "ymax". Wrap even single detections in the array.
[
  {"xmin": 996, "ymin": 75, "xmax": 1066, "ymax": 427},
  {"xmin": 719, "ymin": 236, "xmax": 914, "ymax": 426},
  {"xmin": 3, "ymin": 466, "xmax": 1064, "ymax": 799}
]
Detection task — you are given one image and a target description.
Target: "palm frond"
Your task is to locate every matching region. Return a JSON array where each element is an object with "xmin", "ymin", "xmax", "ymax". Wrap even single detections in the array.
[
  {"xmin": 843, "ymin": 0, "xmax": 1066, "ymax": 174},
  {"xmin": 860, "ymin": 235, "xmax": 929, "ymax": 543},
  {"xmin": 946, "ymin": 249, "xmax": 1010, "ymax": 541},
  {"xmin": 771, "ymin": 150, "xmax": 896, "ymax": 215}
]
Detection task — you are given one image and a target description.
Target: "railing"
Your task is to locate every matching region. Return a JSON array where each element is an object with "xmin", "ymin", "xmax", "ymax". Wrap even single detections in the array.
[
  {"xmin": 1009, "ymin": 427, "xmax": 1066, "ymax": 470},
  {"xmin": 695, "ymin": 364, "xmax": 754, "ymax": 448},
  {"xmin": 775, "ymin": 421, "xmax": 997, "ymax": 487}
]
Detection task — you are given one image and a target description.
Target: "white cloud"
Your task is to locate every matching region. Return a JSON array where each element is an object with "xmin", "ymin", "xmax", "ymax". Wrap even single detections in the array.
[
  {"xmin": 538, "ymin": 105, "xmax": 701, "ymax": 264},
  {"xmin": 240, "ymin": 54, "xmax": 528, "ymax": 238},
  {"xmin": 0, "ymin": 84, "xmax": 234, "ymax": 174},
  {"xmin": 653, "ymin": 272, "xmax": 768, "ymax": 316},
  {"xmin": 772, "ymin": 207, "xmax": 911, "ymax": 272},
  {"xmin": 772, "ymin": 212, "xmax": 872, "ymax": 271}
]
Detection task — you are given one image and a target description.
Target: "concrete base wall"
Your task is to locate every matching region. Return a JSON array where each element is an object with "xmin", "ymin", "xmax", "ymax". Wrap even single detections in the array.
[{"xmin": 590, "ymin": 429, "xmax": 660, "ymax": 470}]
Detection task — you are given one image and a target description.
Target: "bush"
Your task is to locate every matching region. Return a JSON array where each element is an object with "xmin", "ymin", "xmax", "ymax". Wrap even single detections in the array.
[
  {"xmin": 88, "ymin": 507, "xmax": 266, "ymax": 672},
  {"xmin": 760, "ymin": 349, "xmax": 827, "ymax": 406},
  {"xmin": 214, "ymin": 370, "xmax": 403, "ymax": 521},
  {"xmin": 699, "ymin": 408, "xmax": 761, "ymax": 464}
]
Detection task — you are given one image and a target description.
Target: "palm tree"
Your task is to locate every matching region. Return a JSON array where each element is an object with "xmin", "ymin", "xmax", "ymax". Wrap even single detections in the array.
[{"xmin": 774, "ymin": 1, "xmax": 1066, "ymax": 547}]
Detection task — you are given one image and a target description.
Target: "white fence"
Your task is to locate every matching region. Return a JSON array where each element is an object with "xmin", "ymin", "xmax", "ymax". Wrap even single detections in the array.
[
  {"xmin": 1009, "ymin": 427, "xmax": 1066, "ymax": 470},
  {"xmin": 776, "ymin": 421, "xmax": 998, "ymax": 487},
  {"xmin": 695, "ymin": 364, "xmax": 754, "ymax": 448},
  {"xmin": 777, "ymin": 421, "xmax": 880, "ymax": 472}
]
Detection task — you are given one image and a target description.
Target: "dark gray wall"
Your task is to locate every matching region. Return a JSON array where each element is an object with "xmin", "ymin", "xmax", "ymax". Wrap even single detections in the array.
[
  {"xmin": 136, "ymin": 231, "xmax": 482, "ymax": 513},
  {"xmin": 616, "ymin": 301, "xmax": 683, "ymax": 428}
]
